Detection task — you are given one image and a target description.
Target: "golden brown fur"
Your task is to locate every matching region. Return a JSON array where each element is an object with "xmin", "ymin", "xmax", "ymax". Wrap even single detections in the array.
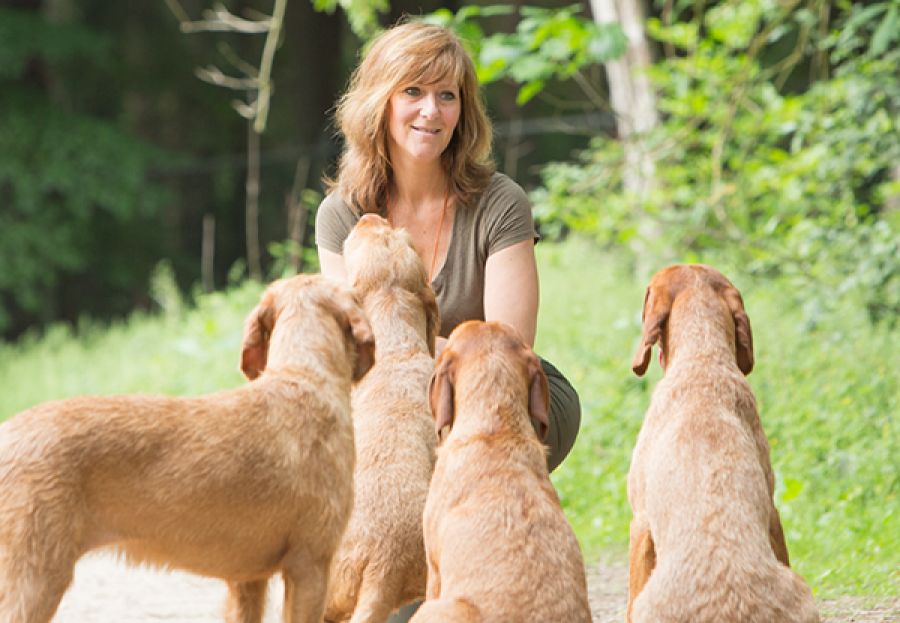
[
  {"xmin": 627, "ymin": 264, "xmax": 818, "ymax": 623},
  {"xmin": 0, "ymin": 275, "xmax": 375, "ymax": 623},
  {"xmin": 324, "ymin": 214, "xmax": 440, "ymax": 623},
  {"xmin": 411, "ymin": 321, "xmax": 591, "ymax": 623}
]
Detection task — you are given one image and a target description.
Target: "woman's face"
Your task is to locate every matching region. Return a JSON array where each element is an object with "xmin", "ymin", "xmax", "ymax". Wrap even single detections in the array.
[{"xmin": 386, "ymin": 79, "xmax": 461, "ymax": 169}]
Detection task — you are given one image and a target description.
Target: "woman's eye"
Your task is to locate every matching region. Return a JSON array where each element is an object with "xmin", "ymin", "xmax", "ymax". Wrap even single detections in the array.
[
  {"xmin": 440, "ymin": 91, "xmax": 457, "ymax": 101},
  {"xmin": 403, "ymin": 87, "xmax": 421, "ymax": 97}
]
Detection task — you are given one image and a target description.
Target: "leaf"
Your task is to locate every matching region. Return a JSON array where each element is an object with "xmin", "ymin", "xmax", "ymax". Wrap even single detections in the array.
[
  {"xmin": 782, "ymin": 477, "xmax": 804, "ymax": 503},
  {"xmin": 588, "ymin": 24, "xmax": 628, "ymax": 61},
  {"xmin": 516, "ymin": 79, "xmax": 545, "ymax": 105},
  {"xmin": 845, "ymin": 3, "xmax": 888, "ymax": 33},
  {"xmin": 646, "ymin": 17, "xmax": 698, "ymax": 49},
  {"xmin": 477, "ymin": 5, "xmax": 516, "ymax": 18},
  {"xmin": 870, "ymin": 5, "xmax": 898, "ymax": 56},
  {"xmin": 509, "ymin": 54, "xmax": 553, "ymax": 83},
  {"xmin": 541, "ymin": 37, "xmax": 572, "ymax": 62},
  {"xmin": 479, "ymin": 35, "xmax": 521, "ymax": 67}
]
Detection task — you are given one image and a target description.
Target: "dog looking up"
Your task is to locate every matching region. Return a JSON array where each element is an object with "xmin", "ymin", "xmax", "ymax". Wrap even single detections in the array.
[
  {"xmin": 627, "ymin": 264, "xmax": 818, "ymax": 623},
  {"xmin": 323, "ymin": 214, "xmax": 441, "ymax": 623},
  {"xmin": 0, "ymin": 274, "xmax": 374, "ymax": 623},
  {"xmin": 411, "ymin": 320, "xmax": 591, "ymax": 623}
]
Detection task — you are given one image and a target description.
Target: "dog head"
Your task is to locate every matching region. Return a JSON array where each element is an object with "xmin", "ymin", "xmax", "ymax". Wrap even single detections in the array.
[
  {"xmin": 240, "ymin": 274, "xmax": 375, "ymax": 382},
  {"xmin": 429, "ymin": 320, "xmax": 549, "ymax": 442},
  {"xmin": 631, "ymin": 264, "xmax": 754, "ymax": 377},
  {"xmin": 343, "ymin": 213, "xmax": 441, "ymax": 356}
]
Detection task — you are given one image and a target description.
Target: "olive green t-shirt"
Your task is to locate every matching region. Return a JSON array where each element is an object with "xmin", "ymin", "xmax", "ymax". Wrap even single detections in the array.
[{"xmin": 315, "ymin": 172, "xmax": 539, "ymax": 338}]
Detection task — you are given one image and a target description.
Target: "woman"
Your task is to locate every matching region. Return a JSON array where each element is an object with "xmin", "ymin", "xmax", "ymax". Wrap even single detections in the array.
[
  {"xmin": 315, "ymin": 19, "xmax": 583, "ymax": 622},
  {"xmin": 316, "ymin": 20, "xmax": 580, "ymax": 477}
]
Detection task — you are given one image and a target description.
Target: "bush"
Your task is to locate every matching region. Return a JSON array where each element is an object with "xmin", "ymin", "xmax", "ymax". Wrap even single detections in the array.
[{"xmin": 531, "ymin": 1, "xmax": 900, "ymax": 328}]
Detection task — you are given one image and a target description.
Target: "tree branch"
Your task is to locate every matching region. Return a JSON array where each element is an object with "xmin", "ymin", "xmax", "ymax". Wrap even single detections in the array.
[
  {"xmin": 253, "ymin": 0, "xmax": 287, "ymax": 133},
  {"xmin": 181, "ymin": 3, "xmax": 272, "ymax": 34}
]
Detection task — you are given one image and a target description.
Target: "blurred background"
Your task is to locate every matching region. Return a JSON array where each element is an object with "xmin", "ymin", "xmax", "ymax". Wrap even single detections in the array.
[
  {"xmin": 2, "ymin": 0, "xmax": 893, "ymax": 340},
  {"xmin": 0, "ymin": 0, "xmax": 897, "ymax": 603}
]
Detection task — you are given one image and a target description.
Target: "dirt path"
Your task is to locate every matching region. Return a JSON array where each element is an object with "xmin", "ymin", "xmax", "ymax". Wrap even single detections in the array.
[{"xmin": 53, "ymin": 553, "xmax": 897, "ymax": 622}]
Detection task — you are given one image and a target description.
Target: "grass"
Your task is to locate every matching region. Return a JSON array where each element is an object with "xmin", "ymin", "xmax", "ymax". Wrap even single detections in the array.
[{"xmin": 1, "ymin": 238, "xmax": 897, "ymax": 598}]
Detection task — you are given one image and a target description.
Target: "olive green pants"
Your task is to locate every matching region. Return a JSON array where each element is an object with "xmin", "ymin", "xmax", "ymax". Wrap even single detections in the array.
[
  {"xmin": 387, "ymin": 358, "xmax": 581, "ymax": 622},
  {"xmin": 539, "ymin": 357, "xmax": 582, "ymax": 472}
]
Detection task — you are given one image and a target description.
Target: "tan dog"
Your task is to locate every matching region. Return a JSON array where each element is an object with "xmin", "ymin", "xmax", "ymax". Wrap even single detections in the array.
[
  {"xmin": 0, "ymin": 274, "xmax": 374, "ymax": 623},
  {"xmin": 324, "ymin": 214, "xmax": 440, "ymax": 623},
  {"xmin": 627, "ymin": 264, "xmax": 818, "ymax": 623},
  {"xmin": 412, "ymin": 321, "xmax": 592, "ymax": 623}
]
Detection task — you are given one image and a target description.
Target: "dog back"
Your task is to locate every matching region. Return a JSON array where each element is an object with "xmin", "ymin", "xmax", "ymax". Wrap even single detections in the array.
[{"xmin": 417, "ymin": 321, "xmax": 591, "ymax": 623}]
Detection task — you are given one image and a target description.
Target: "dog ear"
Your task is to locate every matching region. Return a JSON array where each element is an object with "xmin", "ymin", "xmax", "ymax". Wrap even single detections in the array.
[
  {"xmin": 240, "ymin": 290, "xmax": 276, "ymax": 380},
  {"xmin": 325, "ymin": 290, "xmax": 376, "ymax": 382},
  {"xmin": 632, "ymin": 286, "xmax": 670, "ymax": 376},
  {"xmin": 723, "ymin": 285, "xmax": 754, "ymax": 375},
  {"xmin": 528, "ymin": 356, "xmax": 550, "ymax": 441},
  {"xmin": 421, "ymin": 285, "xmax": 442, "ymax": 358},
  {"xmin": 347, "ymin": 305, "xmax": 376, "ymax": 382},
  {"xmin": 429, "ymin": 354, "xmax": 455, "ymax": 439}
]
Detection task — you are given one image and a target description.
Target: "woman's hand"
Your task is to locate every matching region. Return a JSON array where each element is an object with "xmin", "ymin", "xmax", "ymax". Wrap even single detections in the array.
[{"xmin": 483, "ymin": 239, "xmax": 539, "ymax": 347}]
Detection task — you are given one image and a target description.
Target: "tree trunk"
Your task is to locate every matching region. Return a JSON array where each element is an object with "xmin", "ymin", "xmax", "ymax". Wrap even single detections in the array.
[
  {"xmin": 589, "ymin": 0, "xmax": 662, "ymax": 270},
  {"xmin": 246, "ymin": 113, "xmax": 262, "ymax": 281}
]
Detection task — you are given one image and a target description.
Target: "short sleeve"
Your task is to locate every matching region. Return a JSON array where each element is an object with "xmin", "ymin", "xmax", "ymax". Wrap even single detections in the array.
[
  {"xmin": 480, "ymin": 174, "xmax": 540, "ymax": 257},
  {"xmin": 315, "ymin": 193, "xmax": 360, "ymax": 254}
]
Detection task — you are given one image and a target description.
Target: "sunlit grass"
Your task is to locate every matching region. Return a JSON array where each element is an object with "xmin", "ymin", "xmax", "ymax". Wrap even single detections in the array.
[
  {"xmin": 0, "ymin": 281, "xmax": 262, "ymax": 417},
  {"xmin": 0, "ymin": 238, "xmax": 896, "ymax": 597}
]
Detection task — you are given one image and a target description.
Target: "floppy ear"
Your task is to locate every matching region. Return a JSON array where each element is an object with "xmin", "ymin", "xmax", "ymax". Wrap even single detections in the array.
[
  {"xmin": 240, "ymin": 291, "xmax": 276, "ymax": 380},
  {"xmin": 325, "ymin": 291, "xmax": 376, "ymax": 382},
  {"xmin": 421, "ymin": 285, "xmax": 441, "ymax": 358},
  {"xmin": 428, "ymin": 354, "xmax": 455, "ymax": 439},
  {"xmin": 723, "ymin": 285, "xmax": 754, "ymax": 375},
  {"xmin": 632, "ymin": 286, "xmax": 671, "ymax": 376},
  {"xmin": 528, "ymin": 356, "xmax": 550, "ymax": 441},
  {"xmin": 348, "ymin": 306, "xmax": 376, "ymax": 381}
]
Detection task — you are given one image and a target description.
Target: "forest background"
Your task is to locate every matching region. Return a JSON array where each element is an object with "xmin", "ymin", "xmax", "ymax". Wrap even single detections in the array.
[{"xmin": 0, "ymin": 0, "xmax": 897, "ymax": 604}]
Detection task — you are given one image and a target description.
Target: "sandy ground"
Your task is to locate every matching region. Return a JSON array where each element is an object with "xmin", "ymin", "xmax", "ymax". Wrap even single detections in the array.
[{"xmin": 50, "ymin": 552, "xmax": 898, "ymax": 622}]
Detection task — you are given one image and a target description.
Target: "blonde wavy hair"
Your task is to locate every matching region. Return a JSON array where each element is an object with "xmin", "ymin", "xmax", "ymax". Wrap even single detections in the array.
[{"xmin": 327, "ymin": 21, "xmax": 495, "ymax": 214}]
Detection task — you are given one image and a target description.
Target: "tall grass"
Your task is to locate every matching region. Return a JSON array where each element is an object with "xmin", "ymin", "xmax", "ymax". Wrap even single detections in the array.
[{"xmin": 0, "ymin": 238, "xmax": 896, "ymax": 597}]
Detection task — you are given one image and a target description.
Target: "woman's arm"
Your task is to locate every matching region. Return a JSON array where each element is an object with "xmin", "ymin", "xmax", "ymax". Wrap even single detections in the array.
[
  {"xmin": 318, "ymin": 247, "xmax": 348, "ymax": 283},
  {"xmin": 483, "ymin": 238, "xmax": 539, "ymax": 347}
]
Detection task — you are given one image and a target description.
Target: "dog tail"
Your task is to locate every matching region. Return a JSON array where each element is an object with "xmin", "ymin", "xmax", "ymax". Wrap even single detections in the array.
[{"xmin": 409, "ymin": 597, "xmax": 481, "ymax": 623}]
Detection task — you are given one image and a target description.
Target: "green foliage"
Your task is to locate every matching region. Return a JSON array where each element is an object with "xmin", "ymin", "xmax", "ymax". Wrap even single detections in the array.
[
  {"xmin": 0, "ymin": 8, "xmax": 111, "ymax": 79},
  {"xmin": 532, "ymin": 1, "xmax": 899, "ymax": 326},
  {"xmin": 0, "ymin": 8, "xmax": 173, "ymax": 334},
  {"xmin": 312, "ymin": 0, "xmax": 389, "ymax": 39},
  {"xmin": 0, "ymin": 92, "xmax": 172, "ymax": 331},
  {"xmin": 424, "ymin": 4, "xmax": 626, "ymax": 104},
  {"xmin": 267, "ymin": 188, "xmax": 322, "ymax": 279}
]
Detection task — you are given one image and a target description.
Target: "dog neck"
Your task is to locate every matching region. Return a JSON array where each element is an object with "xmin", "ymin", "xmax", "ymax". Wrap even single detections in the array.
[
  {"xmin": 264, "ymin": 315, "xmax": 356, "ymax": 388},
  {"xmin": 361, "ymin": 288, "xmax": 431, "ymax": 357},
  {"xmin": 664, "ymin": 292, "xmax": 739, "ymax": 372},
  {"xmin": 448, "ymin": 368, "xmax": 537, "ymax": 442}
]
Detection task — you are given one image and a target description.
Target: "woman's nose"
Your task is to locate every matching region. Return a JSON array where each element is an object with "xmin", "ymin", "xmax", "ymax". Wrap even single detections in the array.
[{"xmin": 419, "ymin": 94, "xmax": 439, "ymax": 118}]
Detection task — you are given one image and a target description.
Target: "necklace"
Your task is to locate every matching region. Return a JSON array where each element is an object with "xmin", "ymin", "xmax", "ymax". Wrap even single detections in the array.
[{"xmin": 429, "ymin": 187, "xmax": 451, "ymax": 282}]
